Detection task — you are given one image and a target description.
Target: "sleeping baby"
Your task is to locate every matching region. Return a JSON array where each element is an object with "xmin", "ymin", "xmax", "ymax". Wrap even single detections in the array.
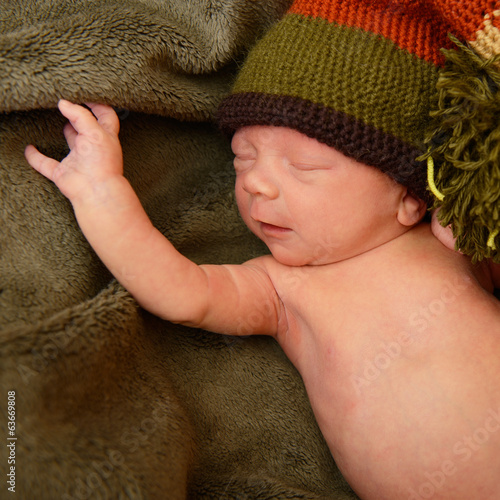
[{"xmin": 25, "ymin": 0, "xmax": 500, "ymax": 498}]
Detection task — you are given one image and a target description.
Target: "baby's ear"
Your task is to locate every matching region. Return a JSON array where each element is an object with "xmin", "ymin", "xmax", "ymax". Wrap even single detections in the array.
[{"xmin": 397, "ymin": 189, "xmax": 427, "ymax": 227}]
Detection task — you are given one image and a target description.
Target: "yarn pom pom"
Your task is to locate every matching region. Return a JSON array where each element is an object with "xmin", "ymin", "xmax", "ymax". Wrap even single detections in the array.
[{"xmin": 424, "ymin": 37, "xmax": 500, "ymax": 263}]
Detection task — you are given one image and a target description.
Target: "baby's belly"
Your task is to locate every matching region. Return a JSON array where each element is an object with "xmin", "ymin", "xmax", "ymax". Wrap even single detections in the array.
[{"xmin": 298, "ymin": 322, "xmax": 500, "ymax": 500}]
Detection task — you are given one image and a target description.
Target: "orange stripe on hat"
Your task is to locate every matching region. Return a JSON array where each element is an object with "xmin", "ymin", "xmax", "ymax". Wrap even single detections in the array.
[{"xmin": 288, "ymin": 0, "xmax": 456, "ymax": 65}]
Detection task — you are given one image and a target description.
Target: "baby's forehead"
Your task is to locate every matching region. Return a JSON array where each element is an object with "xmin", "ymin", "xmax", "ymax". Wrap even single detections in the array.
[{"xmin": 233, "ymin": 125, "xmax": 329, "ymax": 150}]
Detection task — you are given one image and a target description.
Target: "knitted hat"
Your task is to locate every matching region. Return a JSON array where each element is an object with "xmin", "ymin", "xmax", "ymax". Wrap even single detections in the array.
[{"xmin": 218, "ymin": 0, "xmax": 500, "ymax": 263}]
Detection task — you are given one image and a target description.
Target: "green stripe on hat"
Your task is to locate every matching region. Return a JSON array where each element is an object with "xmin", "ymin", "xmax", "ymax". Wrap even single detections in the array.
[{"xmin": 232, "ymin": 13, "xmax": 439, "ymax": 149}]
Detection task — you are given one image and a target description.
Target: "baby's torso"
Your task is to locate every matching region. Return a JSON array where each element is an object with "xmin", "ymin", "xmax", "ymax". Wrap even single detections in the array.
[{"xmin": 264, "ymin": 226, "xmax": 500, "ymax": 499}]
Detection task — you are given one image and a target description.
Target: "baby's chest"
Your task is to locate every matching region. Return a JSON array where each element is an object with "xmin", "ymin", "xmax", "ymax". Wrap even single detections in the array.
[
  {"xmin": 277, "ymin": 282, "xmax": 375, "ymax": 389},
  {"xmin": 278, "ymin": 273, "xmax": 377, "ymax": 352},
  {"xmin": 272, "ymin": 264, "xmax": 420, "ymax": 393},
  {"xmin": 276, "ymin": 276, "xmax": 415, "ymax": 417}
]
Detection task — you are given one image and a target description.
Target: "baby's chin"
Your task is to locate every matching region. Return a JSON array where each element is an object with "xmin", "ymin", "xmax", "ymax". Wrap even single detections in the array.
[
  {"xmin": 267, "ymin": 239, "xmax": 395, "ymax": 267},
  {"xmin": 267, "ymin": 246, "xmax": 346, "ymax": 267},
  {"xmin": 253, "ymin": 226, "xmax": 376, "ymax": 267}
]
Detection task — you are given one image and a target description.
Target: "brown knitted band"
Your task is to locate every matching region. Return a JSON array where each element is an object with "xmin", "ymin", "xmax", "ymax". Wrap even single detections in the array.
[{"xmin": 218, "ymin": 92, "xmax": 431, "ymax": 203}]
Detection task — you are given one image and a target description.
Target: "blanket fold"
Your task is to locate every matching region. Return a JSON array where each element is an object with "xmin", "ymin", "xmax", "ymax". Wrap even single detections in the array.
[{"xmin": 0, "ymin": 0, "xmax": 358, "ymax": 498}]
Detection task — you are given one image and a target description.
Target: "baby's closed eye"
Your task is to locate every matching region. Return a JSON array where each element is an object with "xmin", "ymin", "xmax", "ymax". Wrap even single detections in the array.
[
  {"xmin": 290, "ymin": 162, "xmax": 330, "ymax": 171},
  {"xmin": 233, "ymin": 155, "xmax": 255, "ymax": 172}
]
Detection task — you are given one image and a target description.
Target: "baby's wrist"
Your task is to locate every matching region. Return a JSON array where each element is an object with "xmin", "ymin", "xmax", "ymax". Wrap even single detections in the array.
[{"xmin": 71, "ymin": 174, "xmax": 134, "ymax": 214}]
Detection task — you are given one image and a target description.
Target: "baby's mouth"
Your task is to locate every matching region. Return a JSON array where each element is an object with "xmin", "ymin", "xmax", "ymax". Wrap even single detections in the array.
[{"xmin": 259, "ymin": 221, "xmax": 292, "ymax": 236}]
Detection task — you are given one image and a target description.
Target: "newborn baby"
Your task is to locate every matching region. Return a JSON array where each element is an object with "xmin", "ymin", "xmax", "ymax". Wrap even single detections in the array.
[{"xmin": 25, "ymin": 100, "xmax": 500, "ymax": 499}]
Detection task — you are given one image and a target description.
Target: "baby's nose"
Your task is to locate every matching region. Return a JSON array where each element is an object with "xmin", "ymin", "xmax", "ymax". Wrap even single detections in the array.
[{"xmin": 241, "ymin": 163, "xmax": 279, "ymax": 199}]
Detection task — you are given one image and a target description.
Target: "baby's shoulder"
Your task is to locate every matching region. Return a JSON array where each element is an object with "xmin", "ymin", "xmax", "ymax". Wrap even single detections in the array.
[{"xmin": 395, "ymin": 224, "xmax": 496, "ymax": 293}]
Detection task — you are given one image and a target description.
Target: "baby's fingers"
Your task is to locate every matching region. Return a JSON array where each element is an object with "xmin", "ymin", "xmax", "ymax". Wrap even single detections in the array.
[
  {"xmin": 24, "ymin": 144, "xmax": 59, "ymax": 181},
  {"xmin": 86, "ymin": 102, "xmax": 120, "ymax": 136},
  {"xmin": 57, "ymin": 100, "xmax": 106, "ymax": 140},
  {"xmin": 57, "ymin": 100, "xmax": 119, "ymax": 138}
]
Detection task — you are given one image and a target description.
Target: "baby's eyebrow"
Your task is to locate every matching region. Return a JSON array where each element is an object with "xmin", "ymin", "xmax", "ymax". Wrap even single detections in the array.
[{"xmin": 291, "ymin": 152, "xmax": 333, "ymax": 165}]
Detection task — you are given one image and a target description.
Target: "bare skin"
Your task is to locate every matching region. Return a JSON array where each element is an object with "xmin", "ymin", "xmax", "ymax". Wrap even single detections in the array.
[{"xmin": 25, "ymin": 100, "xmax": 500, "ymax": 499}]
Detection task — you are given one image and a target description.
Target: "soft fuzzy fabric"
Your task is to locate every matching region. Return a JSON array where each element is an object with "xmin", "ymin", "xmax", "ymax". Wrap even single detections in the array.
[{"xmin": 0, "ymin": 1, "xmax": 358, "ymax": 498}]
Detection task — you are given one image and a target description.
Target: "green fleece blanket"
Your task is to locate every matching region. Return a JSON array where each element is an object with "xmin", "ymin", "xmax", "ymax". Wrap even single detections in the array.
[{"xmin": 0, "ymin": 1, "xmax": 358, "ymax": 498}]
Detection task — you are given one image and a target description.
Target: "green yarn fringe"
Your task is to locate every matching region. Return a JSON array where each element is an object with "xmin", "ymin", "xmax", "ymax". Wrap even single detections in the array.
[{"xmin": 422, "ymin": 36, "xmax": 500, "ymax": 264}]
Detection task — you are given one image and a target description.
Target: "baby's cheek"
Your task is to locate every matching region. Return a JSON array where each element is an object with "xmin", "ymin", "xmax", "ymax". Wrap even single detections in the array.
[{"xmin": 234, "ymin": 186, "xmax": 249, "ymax": 220}]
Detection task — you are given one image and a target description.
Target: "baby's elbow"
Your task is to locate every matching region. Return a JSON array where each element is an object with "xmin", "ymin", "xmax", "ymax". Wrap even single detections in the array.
[
  {"xmin": 134, "ymin": 290, "xmax": 209, "ymax": 329},
  {"xmin": 160, "ymin": 300, "xmax": 209, "ymax": 329}
]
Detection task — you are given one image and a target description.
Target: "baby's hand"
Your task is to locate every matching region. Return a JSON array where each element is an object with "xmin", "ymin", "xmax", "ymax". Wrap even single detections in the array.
[
  {"xmin": 25, "ymin": 100, "xmax": 122, "ymax": 204},
  {"xmin": 432, "ymin": 209, "xmax": 500, "ymax": 289},
  {"xmin": 431, "ymin": 208, "xmax": 459, "ymax": 252}
]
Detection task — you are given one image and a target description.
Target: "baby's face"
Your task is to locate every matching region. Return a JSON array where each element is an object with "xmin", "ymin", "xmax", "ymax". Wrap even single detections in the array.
[{"xmin": 232, "ymin": 126, "xmax": 406, "ymax": 266}]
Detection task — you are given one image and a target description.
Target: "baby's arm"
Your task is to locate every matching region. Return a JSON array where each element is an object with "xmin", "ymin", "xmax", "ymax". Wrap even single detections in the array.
[{"xmin": 25, "ymin": 100, "xmax": 281, "ymax": 335}]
